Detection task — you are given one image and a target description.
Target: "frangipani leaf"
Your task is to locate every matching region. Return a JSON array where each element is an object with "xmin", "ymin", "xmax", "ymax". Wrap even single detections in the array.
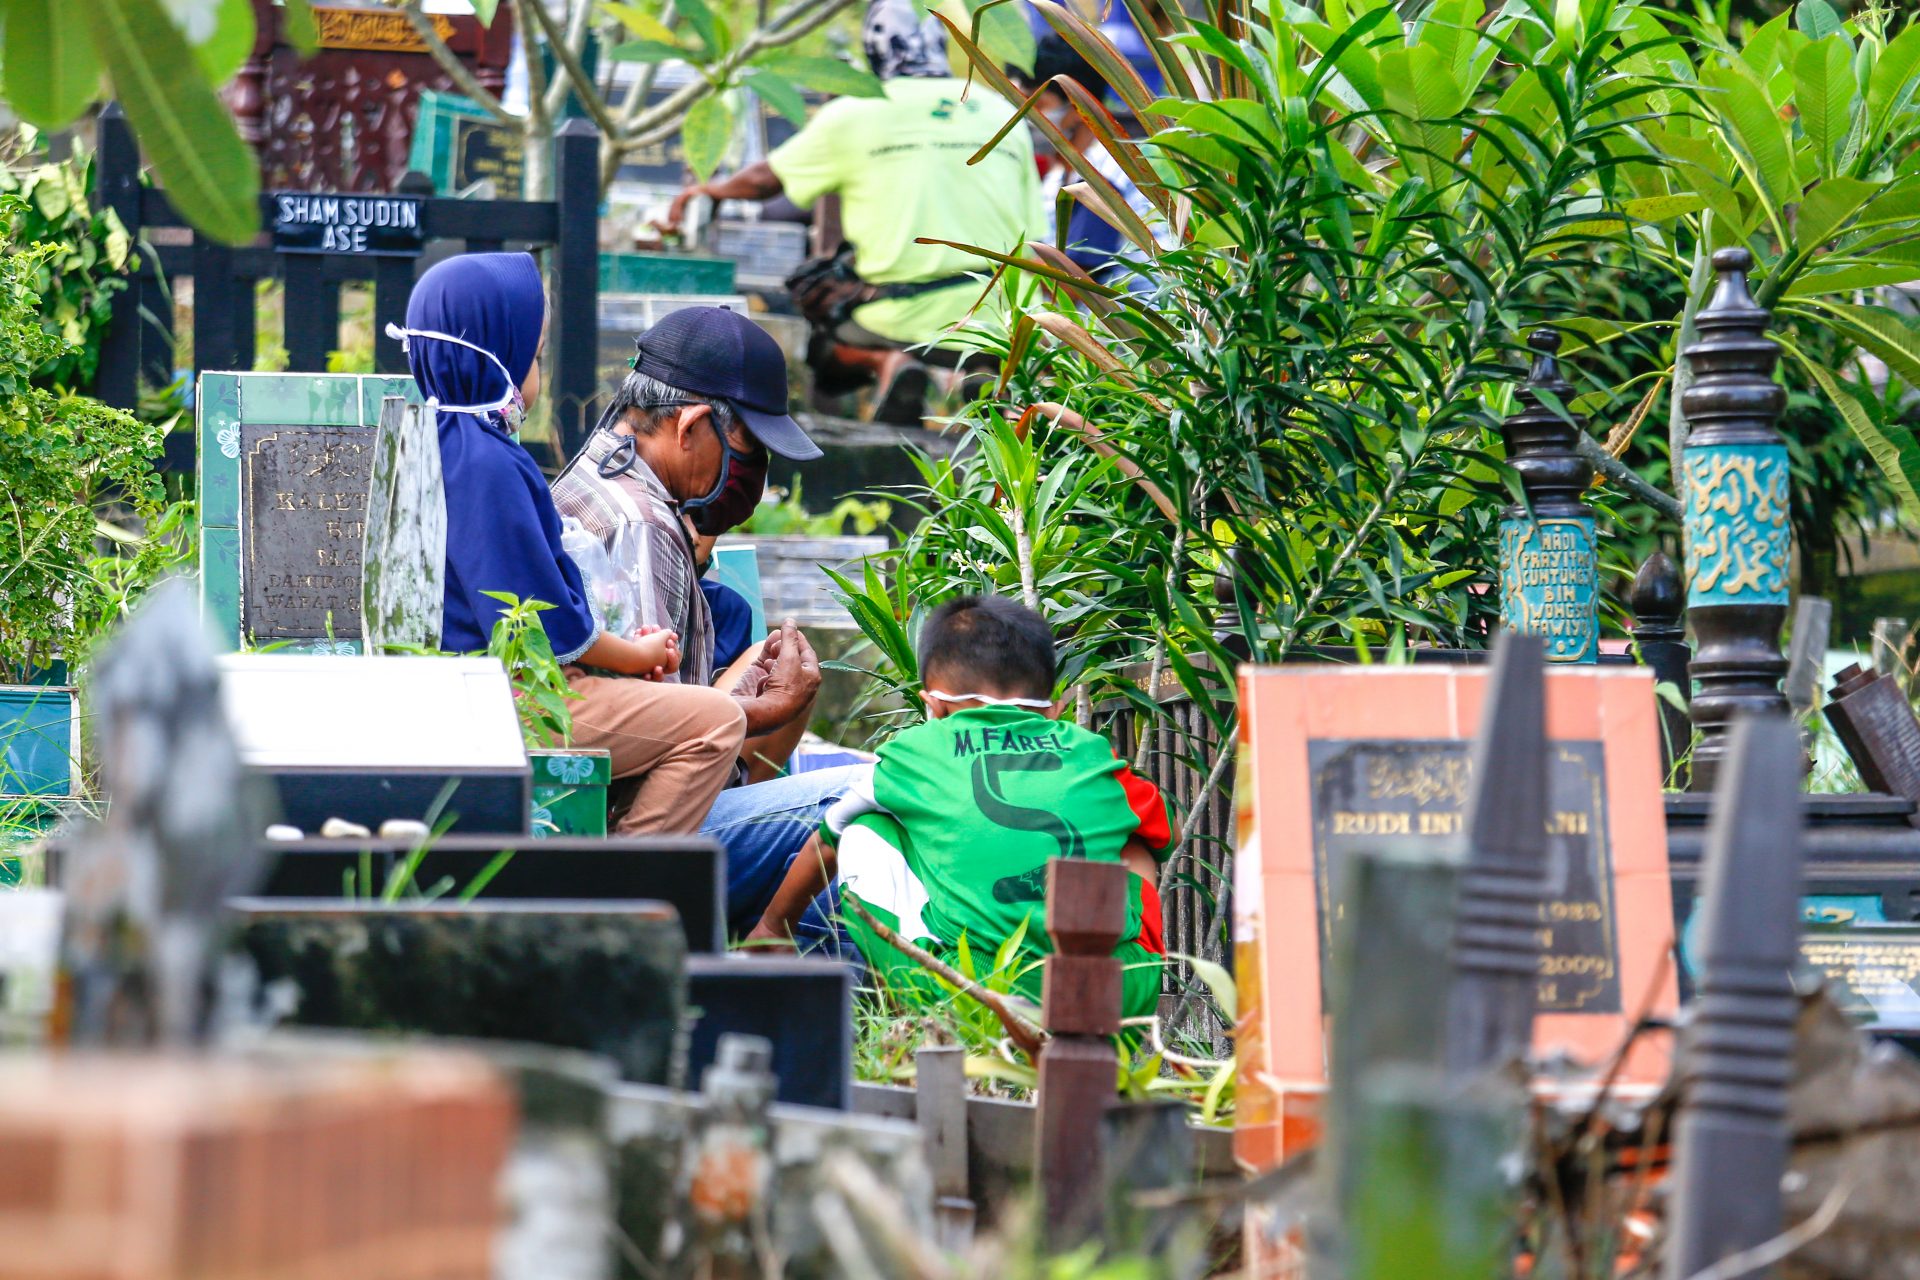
[
  {"xmin": 5, "ymin": 0, "xmax": 102, "ymax": 128},
  {"xmin": 94, "ymin": 0, "xmax": 260, "ymax": 245}
]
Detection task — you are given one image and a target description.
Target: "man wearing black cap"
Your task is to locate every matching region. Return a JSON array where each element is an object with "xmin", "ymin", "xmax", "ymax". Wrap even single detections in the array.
[{"xmin": 555, "ymin": 307, "xmax": 862, "ymax": 935}]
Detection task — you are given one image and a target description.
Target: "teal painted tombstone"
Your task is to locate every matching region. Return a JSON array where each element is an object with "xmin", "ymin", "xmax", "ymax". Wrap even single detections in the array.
[
  {"xmin": 197, "ymin": 372, "xmax": 419, "ymax": 652},
  {"xmin": 1497, "ymin": 332, "xmax": 1598, "ymax": 663}
]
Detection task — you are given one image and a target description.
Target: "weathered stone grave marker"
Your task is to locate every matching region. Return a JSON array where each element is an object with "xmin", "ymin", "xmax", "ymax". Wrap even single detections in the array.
[
  {"xmin": 1234, "ymin": 660, "xmax": 1677, "ymax": 1172},
  {"xmin": 197, "ymin": 371, "xmax": 418, "ymax": 650}
]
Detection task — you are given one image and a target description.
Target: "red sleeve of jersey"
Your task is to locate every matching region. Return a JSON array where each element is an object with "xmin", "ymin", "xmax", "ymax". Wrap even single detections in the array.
[{"xmin": 1112, "ymin": 758, "xmax": 1174, "ymax": 857}]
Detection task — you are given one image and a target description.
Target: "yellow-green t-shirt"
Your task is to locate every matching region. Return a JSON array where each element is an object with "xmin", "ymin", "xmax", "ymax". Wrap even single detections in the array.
[{"xmin": 768, "ymin": 77, "xmax": 1044, "ymax": 347}]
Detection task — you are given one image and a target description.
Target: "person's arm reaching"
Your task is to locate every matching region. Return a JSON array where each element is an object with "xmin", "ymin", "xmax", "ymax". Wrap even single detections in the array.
[
  {"xmin": 660, "ymin": 161, "xmax": 784, "ymax": 233},
  {"xmin": 746, "ymin": 830, "xmax": 837, "ymax": 950}
]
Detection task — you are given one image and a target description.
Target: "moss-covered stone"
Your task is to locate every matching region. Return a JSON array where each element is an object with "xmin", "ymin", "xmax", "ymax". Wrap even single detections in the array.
[{"xmin": 232, "ymin": 901, "xmax": 686, "ymax": 1084}]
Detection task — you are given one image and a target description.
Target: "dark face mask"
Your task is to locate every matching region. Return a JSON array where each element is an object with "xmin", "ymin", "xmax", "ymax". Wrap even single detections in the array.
[{"xmin": 685, "ymin": 439, "xmax": 768, "ymax": 537}]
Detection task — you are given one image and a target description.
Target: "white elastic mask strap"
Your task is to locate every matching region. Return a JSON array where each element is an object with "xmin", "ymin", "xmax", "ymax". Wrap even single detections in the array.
[
  {"xmin": 925, "ymin": 689, "xmax": 1054, "ymax": 709},
  {"xmin": 386, "ymin": 322, "xmax": 518, "ymax": 414}
]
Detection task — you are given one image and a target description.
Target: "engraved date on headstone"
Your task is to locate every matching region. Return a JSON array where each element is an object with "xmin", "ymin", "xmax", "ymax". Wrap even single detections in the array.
[
  {"xmin": 242, "ymin": 424, "xmax": 373, "ymax": 641},
  {"xmin": 1308, "ymin": 737, "xmax": 1621, "ymax": 1014}
]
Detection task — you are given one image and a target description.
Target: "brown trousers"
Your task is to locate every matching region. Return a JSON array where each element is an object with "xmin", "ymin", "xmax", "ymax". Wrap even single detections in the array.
[{"xmin": 563, "ymin": 670, "xmax": 746, "ymax": 835}]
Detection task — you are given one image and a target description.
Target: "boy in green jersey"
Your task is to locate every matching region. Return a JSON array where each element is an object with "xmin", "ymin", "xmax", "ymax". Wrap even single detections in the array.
[{"xmin": 748, "ymin": 596, "xmax": 1171, "ymax": 1017}]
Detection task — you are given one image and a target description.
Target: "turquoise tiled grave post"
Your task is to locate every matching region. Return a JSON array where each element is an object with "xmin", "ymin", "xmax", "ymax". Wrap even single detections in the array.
[
  {"xmin": 197, "ymin": 372, "xmax": 419, "ymax": 652},
  {"xmin": 0, "ymin": 682, "xmax": 79, "ymax": 867},
  {"xmin": 1680, "ymin": 249, "xmax": 1793, "ymax": 791},
  {"xmin": 1497, "ymin": 331, "xmax": 1598, "ymax": 663}
]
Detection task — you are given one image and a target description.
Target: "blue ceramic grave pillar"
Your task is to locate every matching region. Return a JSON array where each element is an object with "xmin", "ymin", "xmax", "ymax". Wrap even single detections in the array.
[
  {"xmin": 1681, "ymin": 248, "xmax": 1792, "ymax": 792},
  {"xmin": 1498, "ymin": 331, "xmax": 1598, "ymax": 663}
]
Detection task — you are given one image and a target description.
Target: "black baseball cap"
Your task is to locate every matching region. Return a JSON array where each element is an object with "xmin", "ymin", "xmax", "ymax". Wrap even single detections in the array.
[{"xmin": 631, "ymin": 307, "xmax": 823, "ymax": 461}]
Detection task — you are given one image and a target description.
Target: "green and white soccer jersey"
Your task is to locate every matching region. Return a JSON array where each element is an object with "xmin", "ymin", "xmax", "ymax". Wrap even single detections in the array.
[{"xmin": 821, "ymin": 705, "xmax": 1170, "ymax": 1017}]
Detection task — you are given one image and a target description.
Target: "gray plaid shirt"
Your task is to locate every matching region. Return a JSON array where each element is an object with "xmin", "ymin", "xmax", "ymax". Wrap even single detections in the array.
[{"xmin": 551, "ymin": 429, "xmax": 731, "ymax": 687}]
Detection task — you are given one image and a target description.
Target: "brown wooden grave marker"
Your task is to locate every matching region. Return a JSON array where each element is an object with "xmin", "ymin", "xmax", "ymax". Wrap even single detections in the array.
[{"xmin": 1233, "ymin": 663, "xmax": 1678, "ymax": 1173}]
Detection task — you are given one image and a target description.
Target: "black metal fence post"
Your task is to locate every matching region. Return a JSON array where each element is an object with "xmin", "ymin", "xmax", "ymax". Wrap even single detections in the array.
[
  {"xmin": 1631, "ymin": 550, "xmax": 1692, "ymax": 782},
  {"xmin": 550, "ymin": 118, "xmax": 601, "ymax": 461},
  {"xmin": 282, "ymin": 253, "xmax": 340, "ymax": 373},
  {"xmin": 95, "ymin": 103, "xmax": 142, "ymax": 414}
]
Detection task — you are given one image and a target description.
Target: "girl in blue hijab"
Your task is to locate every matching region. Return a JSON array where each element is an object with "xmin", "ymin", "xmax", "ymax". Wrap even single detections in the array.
[
  {"xmin": 398, "ymin": 252, "xmax": 676, "ymax": 673},
  {"xmin": 396, "ymin": 252, "xmax": 745, "ymax": 836}
]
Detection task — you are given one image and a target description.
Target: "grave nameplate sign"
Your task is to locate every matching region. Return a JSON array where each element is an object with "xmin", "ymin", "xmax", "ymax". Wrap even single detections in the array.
[
  {"xmin": 453, "ymin": 115, "xmax": 525, "ymax": 195},
  {"xmin": 1234, "ymin": 665, "xmax": 1676, "ymax": 1174},
  {"xmin": 1308, "ymin": 737, "xmax": 1620, "ymax": 1014},
  {"xmin": 272, "ymin": 193, "xmax": 427, "ymax": 257},
  {"xmin": 1801, "ymin": 927, "xmax": 1920, "ymax": 1027},
  {"xmin": 242, "ymin": 423, "xmax": 374, "ymax": 641}
]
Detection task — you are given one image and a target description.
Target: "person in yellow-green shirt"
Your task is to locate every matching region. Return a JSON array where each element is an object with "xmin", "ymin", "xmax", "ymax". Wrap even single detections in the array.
[{"xmin": 659, "ymin": 0, "xmax": 1046, "ymax": 424}]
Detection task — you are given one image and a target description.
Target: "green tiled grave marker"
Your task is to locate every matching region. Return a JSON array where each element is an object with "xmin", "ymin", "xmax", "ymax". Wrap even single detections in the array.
[
  {"xmin": 198, "ymin": 372, "xmax": 419, "ymax": 652},
  {"xmin": 529, "ymin": 748, "xmax": 612, "ymax": 838}
]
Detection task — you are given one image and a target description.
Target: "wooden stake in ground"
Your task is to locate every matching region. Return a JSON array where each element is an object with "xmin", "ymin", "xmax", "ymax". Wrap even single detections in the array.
[
  {"xmin": 1035, "ymin": 857, "xmax": 1129, "ymax": 1244},
  {"xmin": 1665, "ymin": 715, "xmax": 1804, "ymax": 1279}
]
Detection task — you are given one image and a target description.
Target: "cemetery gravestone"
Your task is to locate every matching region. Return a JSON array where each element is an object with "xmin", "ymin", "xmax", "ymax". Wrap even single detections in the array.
[
  {"xmin": 231, "ymin": 900, "xmax": 687, "ymax": 1085},
  {"xmin": 1233, "ymin": 664, "xmax": 1678, "ymax": 1173},
  {"xmin": 217, "ymin": 653, "xmax": 530, "ymax": 833},
  {"xmin": 197, "ymin": 371, "xmax": 419, "ymax": 651}
]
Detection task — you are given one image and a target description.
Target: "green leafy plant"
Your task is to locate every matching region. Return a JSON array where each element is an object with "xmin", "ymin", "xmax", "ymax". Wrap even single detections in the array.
[
  {"xmin": 0, "ymin": 220, "xmax": 165, "ymax": 674},
  {"xmin": 0, "ymin": 0, "xmax": 309, "ymax": 243},
  {"xmin": 0, "ymin": 139, "xmax": 135, "ymax": 392},
  {"xmin": 737, "ymin": 479, "xmax": 893, "ymax": 538},
  {"xmin": 480, "ymin": 591, "xmax": 582, "ymax": 748}
]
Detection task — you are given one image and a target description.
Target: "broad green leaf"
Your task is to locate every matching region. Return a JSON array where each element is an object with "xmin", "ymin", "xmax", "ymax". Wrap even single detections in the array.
[
  {"xmin": 193, "ymin": 0, "xmax": 256, "ymax": 85},
  {"xmin": 1869, "ymin": 24, "xmax": 1920, "ymax": 142},
  {"xmin": 672, "ymin": 0, "xmax": 722, "ymax": 56},
  {"xmin": 5, "ymin": 0, "xmax": 102, "ymax": 128},
  {"xmin": 1796, "ymin": 351, "xmax": 1920, "ymax": 529},
  {"xmin": 1820, "ymin": 300, "xmax": 1920, "ymax": 386},
  {"xmin": 95, "ymin": 0, "xmax": 260, "ymax": 245},
  {"xmin": 1786, "ymin": 260, "xmax": 1920, "ymax": 297},
  {"xmin": 1794, "ymin": 0, "xmax": 1843, "ymax": 42},
  {"xmin": 1623, "ymin": 193, "xmax": 1708, "ymax": 223},
  {"xmin": 608, "ymin": 38, "xmax": 688, "ymax": 63},
  {"xmin": 681, "ymin": 95, "xmax": 732, "ymax": 181},
  {"xmin": 281, "ymin": 0, "xmax": 318, "ymax": 55},
  {"xmin": 1794, "ymin": 37, "xmax": 1854, "ymax": 179},
  {"xmin": 743, "ymin": 68, "xmax": 807, "ymax": 126},
  {"xmin": 761, "ymin": 53, "xmax": 885, "ymax": 98},
  {"xmin": 1706, "ymin": 60, "xmax": 1796, "ymax": 212},
  {"xmin": 954, "ymin": 0, "xmax": 1036, "ymax": 77},
  {"xmin": 602, "ymin": 0, "xmax": 677, "ymax": 44},
  {"xmin": 1795, "ymin": 175, "xmax": 1877, "ymax": 250}
]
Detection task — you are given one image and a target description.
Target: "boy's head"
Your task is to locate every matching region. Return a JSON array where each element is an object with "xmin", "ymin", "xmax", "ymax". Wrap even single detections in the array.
[{"xmin": 917, "ymin": 595, "xmax": 1057, "ymax": 716}]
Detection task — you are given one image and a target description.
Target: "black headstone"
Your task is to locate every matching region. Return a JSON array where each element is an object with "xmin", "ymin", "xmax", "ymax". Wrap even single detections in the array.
[{"xmin": 241, "ymin": 423, "xmax": 374, "ymax": 641}]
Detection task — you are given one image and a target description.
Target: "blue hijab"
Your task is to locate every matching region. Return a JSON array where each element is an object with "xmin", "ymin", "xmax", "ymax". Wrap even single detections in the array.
[{"xmin": 404, "ymin": 252, "xmax": 598, "ymax": 660}]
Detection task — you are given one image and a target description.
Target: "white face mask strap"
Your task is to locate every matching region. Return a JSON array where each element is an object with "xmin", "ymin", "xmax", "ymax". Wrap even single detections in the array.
[
  {"xmin": 386, "ymin": 322, "xmax": 518, "ymax": 414},
  {"xmin": 924, "ymin": 689, "xmax": 1054, "ymax": 709}
]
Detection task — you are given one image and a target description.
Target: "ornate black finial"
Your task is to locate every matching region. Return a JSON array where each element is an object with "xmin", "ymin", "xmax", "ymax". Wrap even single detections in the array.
[
  {"xmin": 1681, "ymin": 248, "xmax": 1792, "ymax": 790},
  {"xmin": 1497, "ymin": 329, "xmax": 1598, "ymax": 662},
  {"xmin": 1664, "ymin": 715, "xmax": 1803, "ymax": 1278},
  {"xmin": 1630, "ymin": 551, "xmax": 1692, "ymax": 781},
  {"xmin": 1445, "ymin": 631, "xmax": 1550, "ymax": 1077}
]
